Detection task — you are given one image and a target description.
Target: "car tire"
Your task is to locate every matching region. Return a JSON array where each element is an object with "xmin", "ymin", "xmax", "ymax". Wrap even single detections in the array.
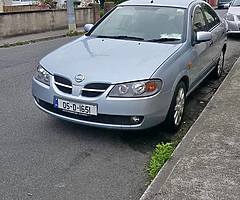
[
  {"xmin": 164, "ymin": 81, "xmax": 186, "ymax": 132},
  {"xmin": 212, "ymin": 50, "xmax": 224, "ymax": 79}
]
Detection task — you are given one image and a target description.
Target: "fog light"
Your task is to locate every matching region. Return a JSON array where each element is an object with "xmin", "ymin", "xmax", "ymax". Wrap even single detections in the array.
[{"xmin": 131, "ymin": 116, "xmax": 140, "ymax": 124}]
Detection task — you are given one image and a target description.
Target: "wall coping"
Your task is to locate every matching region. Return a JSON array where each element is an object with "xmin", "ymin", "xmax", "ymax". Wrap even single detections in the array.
[{"xmin": 0, "ymin": 6, "xmax": 92, "ymax": 15}]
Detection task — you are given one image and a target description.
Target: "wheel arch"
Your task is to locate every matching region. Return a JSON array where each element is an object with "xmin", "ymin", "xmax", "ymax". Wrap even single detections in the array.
[{"xmin": 179, "ymin": 75, "xmax": 189, "ymax": 92}]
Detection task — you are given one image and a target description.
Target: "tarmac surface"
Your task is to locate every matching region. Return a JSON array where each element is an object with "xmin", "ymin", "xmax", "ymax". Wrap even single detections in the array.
[{"xmin": 1, "ymin": 9, "xmax": 240, "ymax": 199}]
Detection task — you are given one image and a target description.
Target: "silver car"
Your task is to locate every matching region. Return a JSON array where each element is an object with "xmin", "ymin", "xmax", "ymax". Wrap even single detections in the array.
[
  {"xmin": 32, "ymin": 0, "xmax": 227, "ymax": 130},
  {"xmin": 225, "ymin": 0, "xmax": 240, "ymax": 33}
]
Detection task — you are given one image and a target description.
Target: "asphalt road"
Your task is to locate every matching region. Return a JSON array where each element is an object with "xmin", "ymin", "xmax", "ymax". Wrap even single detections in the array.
[{"xmin": 1, "ymin": 10, "xmax": 240, "ymax": 200}]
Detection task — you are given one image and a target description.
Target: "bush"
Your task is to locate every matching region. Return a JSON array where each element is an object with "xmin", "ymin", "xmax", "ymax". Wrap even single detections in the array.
[
  {"xmin": 39, "ymin": 0, "xmax": 57, "ymax": 9},
  {"xmin": 105, "ymin": 0, "xmax": 126, "ymax": 5},
  {"xmin": 148, "ymin": 143, "xmax": 174, "ymax": 180},
  {"xmin": 100, "ymin": 9, "xmax": 104, "ymax": 17},
  {"xmin": 113, "ymin": 0, "xmax": 126, "ymax": 4}
]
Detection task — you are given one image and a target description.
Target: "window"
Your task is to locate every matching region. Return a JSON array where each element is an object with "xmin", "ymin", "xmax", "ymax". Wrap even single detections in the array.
[
  {"xmin": 90, "ymin": 6, "xmax": 186, "ymax": 41},
  {"xmin": 231, "ymin": 0, "xmax": 240, "ymax": 6},
  {"xmin": 201, "ymin": 4, "xmax": 220, "ymax": 30},
  {"xmin": 192, "ymin": 6, "xmax": 207, "ymax": 32}
]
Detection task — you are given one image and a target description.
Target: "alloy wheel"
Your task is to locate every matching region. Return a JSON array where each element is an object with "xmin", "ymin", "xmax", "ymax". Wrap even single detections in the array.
[{"xmin": 174, "ymin": 87, "xmax": 185, "ymax": 126}]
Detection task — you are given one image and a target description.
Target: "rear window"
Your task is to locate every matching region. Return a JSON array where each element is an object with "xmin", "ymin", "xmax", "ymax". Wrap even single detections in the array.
[{"xmin": 232, "ymin": 0, "xmax": 240, "ymax": 6}]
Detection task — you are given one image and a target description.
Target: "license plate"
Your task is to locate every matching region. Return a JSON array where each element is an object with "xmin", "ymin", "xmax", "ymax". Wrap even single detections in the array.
[{"xmin": 54, "ymin": 97, "xmax": 97, "ymax": 116}]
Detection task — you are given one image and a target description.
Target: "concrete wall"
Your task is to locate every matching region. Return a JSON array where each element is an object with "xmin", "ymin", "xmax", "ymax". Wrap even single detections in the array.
[
  {"xmin": 0, "ymin": 6, "xmax": 100, "ymax": 37},
  {"xmin": 104, "ymin": 2, "xmax": 115, "ymax": 14},
  {"xmin": 3, "ymin": 5, "xmax": 46, "ymax": 12}
]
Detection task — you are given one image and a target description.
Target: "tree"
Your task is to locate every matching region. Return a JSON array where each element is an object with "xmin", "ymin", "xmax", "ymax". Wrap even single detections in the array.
[{"xmin": 39, "ymin": 0, "xmax": 57, "ymax": 9}]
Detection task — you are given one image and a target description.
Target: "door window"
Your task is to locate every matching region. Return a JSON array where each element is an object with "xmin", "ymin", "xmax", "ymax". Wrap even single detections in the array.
[
  {"xmin": 201, "ymin": 4, "xmax": 220, "ymax": 30},
  {"xmin": 192, "ymin": 6, "xmax": 208, "ymax": 33}
]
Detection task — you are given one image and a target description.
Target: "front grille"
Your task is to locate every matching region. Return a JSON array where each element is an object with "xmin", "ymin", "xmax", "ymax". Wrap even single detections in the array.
[
  {"xmin": 37, "ymin": 99, "xmax": 143, "ymax": 125},
  {"xmin": 82, "ymin": 83, "xmax": 110, "ymax": 97},
  {"xmin": 54, "ymin": 75, "xmax": 72, "ymax": 94}
]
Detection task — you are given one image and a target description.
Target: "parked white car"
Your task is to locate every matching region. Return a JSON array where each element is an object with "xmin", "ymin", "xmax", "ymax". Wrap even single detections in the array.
[{"xmin": 225, "ymin": 0, "xmax": 240, "ymax": 33}]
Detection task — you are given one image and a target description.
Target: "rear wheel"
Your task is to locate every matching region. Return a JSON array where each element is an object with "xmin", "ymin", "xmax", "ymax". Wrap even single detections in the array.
[
  {"xmin": 212, "ymin": 51, "xmax": 224, "ymax": 79},
  {"xmin": 165, "ymin": 81, "xmax": 186, "ymax": 132}
]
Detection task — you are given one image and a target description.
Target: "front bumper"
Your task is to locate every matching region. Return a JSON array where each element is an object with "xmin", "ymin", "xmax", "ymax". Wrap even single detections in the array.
[{"xmin": 32, "ymin": 77, "xmax": 171, "ymax": 130}]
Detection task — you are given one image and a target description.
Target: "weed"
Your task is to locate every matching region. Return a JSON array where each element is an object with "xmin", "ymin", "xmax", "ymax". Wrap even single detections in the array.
[{"xmin": 148, "ymin": 142, "xmax": 174, "ymax": 180}]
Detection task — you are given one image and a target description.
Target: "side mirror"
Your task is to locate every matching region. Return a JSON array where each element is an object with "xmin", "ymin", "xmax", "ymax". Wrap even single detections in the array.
[
  {"xmin": 84, "ymin": 24, "xmax": 94, "ymax": 32},
  {"xmin": 196, "ymin": 31, "xmax": 212, "ymax": 43}
]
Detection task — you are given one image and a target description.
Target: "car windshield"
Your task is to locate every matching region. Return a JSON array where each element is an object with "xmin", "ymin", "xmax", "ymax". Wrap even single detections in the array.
[
  {"xmin": 232, "ymin": 0, "xmax": 240, "ymax": 6},
  {"xmin": 89, "ymin": 6, "xmax": 186, "ymax": 42}
]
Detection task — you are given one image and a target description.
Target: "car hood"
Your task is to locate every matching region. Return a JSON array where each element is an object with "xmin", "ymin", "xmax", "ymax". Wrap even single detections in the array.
[
  {"xmin": 228, "ymin": 6, "xmax": 240, "ymax": 15},
  {"xmin": 40, "ymin": 36, "xmax": 182, "ymax": 85}
]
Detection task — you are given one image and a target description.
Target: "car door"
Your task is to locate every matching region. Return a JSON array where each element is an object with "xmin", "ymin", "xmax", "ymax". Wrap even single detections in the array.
[
  {"xmin": 189, "ymin": 5, "xmax": 211, "ymax": 89},
  {"xmin": 201, "ymin": 3, "xmax": 224, "ymax": 65}
]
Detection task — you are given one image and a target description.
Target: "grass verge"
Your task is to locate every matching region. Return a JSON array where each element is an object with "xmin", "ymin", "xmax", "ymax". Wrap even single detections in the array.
[
  {"xmin": 148, "ymin": 142, "xmax": 174, "ymax": 180},
  {"xmin": 0, "ymin": 31, "xmax": 84, "ymax": 48},
  {"xmin": 66, "ymin": 30, "xmax": 84, "ymax": 37}
]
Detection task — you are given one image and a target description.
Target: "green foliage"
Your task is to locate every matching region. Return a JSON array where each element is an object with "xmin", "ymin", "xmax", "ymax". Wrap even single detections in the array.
[
  {"xmin": 148, "ymin": 143, "xmax": 174, "ymax": 180},
  {"xmin": 0, "ymin": 41, "xmax": 33, "ymax": 48},
  {"xmin": 105, "ymin": 0, "xmax": 126, "ymax": 5},
  {"xmin": 100, "ymin": 9, "xmax": 104, "ymax": 17},
  {"xmin": 39, "ymin": 0, "xmax": 57, "ymax": 9},
  {"xmin": 114, "ymin": 0, "xmax": 126, "ymax": 4},
  {"xmin": 73, "ymin": 0, "xmax": 81, "ymax": 7},
  {"xmin": 66, "ymin": 30, "xmax": 83, "ymax": 36}
]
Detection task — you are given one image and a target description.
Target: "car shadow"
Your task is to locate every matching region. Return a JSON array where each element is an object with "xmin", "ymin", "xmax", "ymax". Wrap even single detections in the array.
[{"xmin": 48, "ymin": 117, "xmax": 170, "ymax": 154}]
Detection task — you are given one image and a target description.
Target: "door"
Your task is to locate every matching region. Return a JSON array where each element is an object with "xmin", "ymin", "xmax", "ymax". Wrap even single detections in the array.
[
  {"xmin": 189, "ymin": 5, "xmax": 211, "ymax": 89},
  {"xmin": 201, "ymin": 3, "xmax": 224, "ymax": 65}
]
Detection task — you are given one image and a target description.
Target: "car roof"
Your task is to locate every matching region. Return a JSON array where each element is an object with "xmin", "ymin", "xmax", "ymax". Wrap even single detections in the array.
[{"xmin": 120, "ymin": 0, "xmax": 197, "ymax": 8}]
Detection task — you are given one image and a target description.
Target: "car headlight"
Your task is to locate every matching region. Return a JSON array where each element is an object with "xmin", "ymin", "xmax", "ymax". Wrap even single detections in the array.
[
  {"xmin": 108, "ymin": 79, "xmax": 163, "ymax": 98},
  {"xmin": 226, "ymin": 13, "xmax": 235, "ymax": 21},
  {"xmin": 34, "ymin": 65, "xmax": 51, "ymax": 86}
]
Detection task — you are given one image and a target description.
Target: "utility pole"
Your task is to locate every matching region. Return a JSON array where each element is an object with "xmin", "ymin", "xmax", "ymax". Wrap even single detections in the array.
[{"xmin": 66, "ymin": 0, "xmax": 77, "ymax": 32}]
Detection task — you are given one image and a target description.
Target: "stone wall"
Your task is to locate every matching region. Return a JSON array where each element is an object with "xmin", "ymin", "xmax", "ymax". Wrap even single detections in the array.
[{"xmin": 0, "ymin": 5, "xmax": 100, "ymax": 38}]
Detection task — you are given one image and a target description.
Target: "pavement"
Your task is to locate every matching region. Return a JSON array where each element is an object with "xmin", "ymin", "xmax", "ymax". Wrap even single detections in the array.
[
  {"xmin": 140, "ymin": 55, "xmax": 240, "ymax": 199},
  {"xmin": 0, "ymin": 27, "xmax": 84, "ymax": 47}
]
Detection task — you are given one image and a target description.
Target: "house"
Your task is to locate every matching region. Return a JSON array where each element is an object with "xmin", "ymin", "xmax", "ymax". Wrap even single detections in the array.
[
  {"xmin": 2, "ymin": 0, "xmax": 38, "ymax": 6},
  {"xmin": 0, "ymin": 0, "xmax": 44, "ymax": 12}
]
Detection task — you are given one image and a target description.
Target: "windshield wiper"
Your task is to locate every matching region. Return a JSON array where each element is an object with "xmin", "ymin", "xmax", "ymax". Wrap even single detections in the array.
[
  {"xmin": 147, "ymin": 38, "xmax": 181, "ymax": 43},
  {"xmin": 96, "ymin": 35, "xmax": 145, "ymax": 41}
]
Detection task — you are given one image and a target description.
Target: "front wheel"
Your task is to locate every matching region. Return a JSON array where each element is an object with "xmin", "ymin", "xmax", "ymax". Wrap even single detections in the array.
[{"xmin": 165, "ymin": 81, "xmax": 186, "ymax": 132}]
